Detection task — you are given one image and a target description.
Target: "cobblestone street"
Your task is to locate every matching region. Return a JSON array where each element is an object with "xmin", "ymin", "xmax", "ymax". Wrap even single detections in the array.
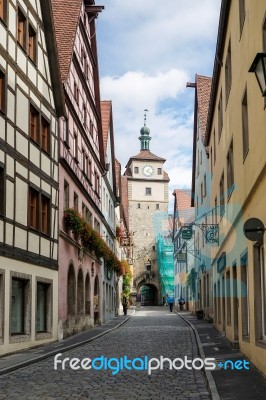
[{"xmin": 0, "ymin": 308, "xmax": 210, "ymax": 400}]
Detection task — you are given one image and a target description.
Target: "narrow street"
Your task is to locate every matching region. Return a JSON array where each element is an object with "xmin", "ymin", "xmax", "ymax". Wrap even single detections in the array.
[{"xmin": 0, "ymin": 308, "xmax": 210, "ymax": 400}]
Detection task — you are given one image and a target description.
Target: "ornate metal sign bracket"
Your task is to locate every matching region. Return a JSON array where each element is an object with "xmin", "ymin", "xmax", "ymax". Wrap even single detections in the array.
[{"xmin": 190, "ymin": 223, "xmax": 219, "ymax": 245}]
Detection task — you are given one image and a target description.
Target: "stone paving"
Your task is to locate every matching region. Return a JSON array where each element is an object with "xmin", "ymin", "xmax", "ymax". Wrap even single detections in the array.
[{"xmin": 0, "ymin": 307, "xmax": 210, "ymax": 400}]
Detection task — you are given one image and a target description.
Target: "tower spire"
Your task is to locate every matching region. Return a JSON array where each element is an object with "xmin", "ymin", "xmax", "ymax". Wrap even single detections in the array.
[
  {"xmin": 144, "ymin": 109, "xmax": 148, "ymax": 126},
  {"xmin": 139, "ymin": 109, "xmax": 151, "ymax": 151}
]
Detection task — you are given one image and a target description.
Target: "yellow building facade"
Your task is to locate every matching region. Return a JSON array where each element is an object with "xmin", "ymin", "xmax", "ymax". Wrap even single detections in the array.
[{"xmin": 205, "ymin": 0, "xmax": 266, "ymax": 374}]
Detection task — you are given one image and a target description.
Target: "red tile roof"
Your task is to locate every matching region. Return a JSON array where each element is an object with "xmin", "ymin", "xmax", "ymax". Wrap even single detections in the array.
[
  {"xmin": 101, "ymin": 100, "xmax": 111, "ymax": 155},
  {"xmin": 51, "ymin": 0, "xmax": 82, "ymax": 82},
  {"xmin": 127, "ymin": 150, "xmax": 166, "ymax": 166},
  {"xmin": 173, "ymin": 189, "xmax": 194, "ymax": 224},
  {"xmin": 196, "ymin": 75, "xmax": 212, "ymax": 141}
]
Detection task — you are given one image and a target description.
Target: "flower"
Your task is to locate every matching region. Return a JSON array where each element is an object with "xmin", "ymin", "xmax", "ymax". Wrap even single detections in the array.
[{"xmin": 63, "ymin": 208, "xmax": 124, "ymax": 275}]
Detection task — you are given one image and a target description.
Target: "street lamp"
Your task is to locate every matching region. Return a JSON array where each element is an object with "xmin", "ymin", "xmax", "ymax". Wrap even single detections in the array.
[{"xmin": 249, "ymin": 52, "xmax": 266, "ymax": 96}]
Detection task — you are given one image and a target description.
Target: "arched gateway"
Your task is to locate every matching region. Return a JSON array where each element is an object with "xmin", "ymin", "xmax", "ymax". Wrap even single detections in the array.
[{"xmin": 139, "ymin": 283, "xmax": 159, "ymax": 306}]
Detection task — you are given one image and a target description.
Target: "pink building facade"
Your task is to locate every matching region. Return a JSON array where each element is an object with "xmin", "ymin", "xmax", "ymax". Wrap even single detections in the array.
[{"xmin": 52, "ymin": 0, "xmax": 106, "ymax": 338}]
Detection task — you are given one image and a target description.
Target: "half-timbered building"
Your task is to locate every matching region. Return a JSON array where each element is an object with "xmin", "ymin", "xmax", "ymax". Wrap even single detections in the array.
[{"xmin": 0, "ymin": 0, "xmax": 64, "ymax": 354}]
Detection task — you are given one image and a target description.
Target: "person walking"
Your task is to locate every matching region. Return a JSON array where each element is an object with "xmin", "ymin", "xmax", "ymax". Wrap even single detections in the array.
[
  {"xmin": 167, "ymin": 296, "xmax": 174, "ymax": 312},
  {"xmin": 122, "ymin": 296, "xmax": 128, "ymax": 315},
  {"xmin": 178, "ymin": 296, "xmax": 185, "ymax": 311}
]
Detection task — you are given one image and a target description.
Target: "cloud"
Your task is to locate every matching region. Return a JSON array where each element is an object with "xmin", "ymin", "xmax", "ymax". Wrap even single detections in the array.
[
  {"xmin": 98, "ymin": 0, "xmax": 221, "ymax": 75},
  {"xmin": 97, "ymin": 0, "xmax": 221, "ymax": 210},
  {"xmin": 101, "ymin": 69, "xmax": 189, "ymax": 111},
  {"xmin": 100, "ymin": 68, "xmax": 194, "ymax": 200}
]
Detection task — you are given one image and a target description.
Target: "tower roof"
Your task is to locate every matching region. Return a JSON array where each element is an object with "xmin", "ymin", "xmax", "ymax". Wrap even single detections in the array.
[{"xmin": 125, "ymin": 150, "xmax": 166, "ymax": 169}]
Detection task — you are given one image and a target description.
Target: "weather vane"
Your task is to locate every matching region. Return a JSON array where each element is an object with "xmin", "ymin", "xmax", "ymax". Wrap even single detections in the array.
[{"xmin": 144, "ymin": 109, "xmax": 149, "ymax": 126}]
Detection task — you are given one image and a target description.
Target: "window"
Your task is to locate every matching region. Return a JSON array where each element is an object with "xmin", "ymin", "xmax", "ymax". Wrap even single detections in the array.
[
  {"xmin": 213, "ymin": 129, "xmax": 216, "ymax": 164},
  {"xmin": 227, "ymin": 140, "xmax": 234, "ymax": 196},
  {"xmin": 41, "ymin": 117, "xmax": 50, "ymax": 154},
  {"xmin": 74, "ymin": 132, "xmax": 79, "ymax": 162},
  {"xmin": 145, "ymin": 187, "xmax": 151, "ymax": 195},
  {"xmin": 41, "ymin": 195, "xmax": 50, "ymax": 235},
  {"xmin": 29, "ymin": 188, "xmax": 50, "ymax": 235},
  {"xmin": 63, "ymin": 117, "xmax": 69, "ymax": 145},
  {"xmin": 225, "ymin": 41, "xmax": 232, "ymax": 103},
  {"xmin": 94, "ymin": 218, "xmax": 100, "ymax": 233},
  {"xmin": 200, "ymin": 182, "xmax": 203, "ymax": 204},
  {"xmin": 218, "ymin": 93, "xmax": 223, "ymax": 140},
  {"xmin": 242, "ymin": 88, "xmax": 249, "ymax": 160},
  {"xmin": 84, "ymin": 57, "xmax": 88, "ymax": 77},
  {"xmin": 74, "ymin": 192, "xmax": 78, "ymax": 211},
  {"xmin": 64, "ymin": 180, "xmax": 69, "ymax": 209},
  {"xmin": 83, "ymin": 103, "xmax": 87, "ymax": 126},
  {"xmin": 156, "ymin": 204, "xmax": 159, "ymax": 210},
  {"xmin": 241, "ymin": 253, "xmax": 249, "ymax": 337},
  {"xmin": 157, "ymin": 168, "xmax": 162, "ymax": 175},
  {"xmin": 206, "ymin": 274, "xmax": 210, "ymax": 307},
  {"xmin": 214, "ymin": 197, "xmax": 218, "ymax": 225},
  {"xmin": 36, "ymin": 283, "xmax": 49, "ymax": 332},
  {"xmin": 226, "ymin": 270, "xmax": 231, "ymax": 324},
  {"xmin": 81, "ymin": 47, "xmax": 85, "ymax": 65},
  {"xmin": 74, "ymin": 81, "xmax": 78, "ymax": 103},
  {"xmin": 0, "ymin": 0, "xmax": 7, "ymax": 22},
  {"xmin": 28, "ymin": 24, "xmax": 36, "ymax": 63},
  {"xmin": 239, "ymin": 0, "xmax": 245, "ymax": 35},
  {"xmin": 11, "ymin": 279, "xmax": 26, "ymax": 334},
  {"xmin": 29, "ymin": 187, "xmax": 39, "ymax": 230},
  {"xmin": 30, "ymin": 105, "xmax": 39, "ymax": 143},
  {"xmin": 203, "ymin": 174, "xmax": 207, "ymax": 198},
  {"xmin": 0, "ymin": 70, "xmax": 6, "ymax": 113},
  {"xmin": 134, "ymin": 166, "xmax": 139, "ymax": 174},
  {"xmin": 82, "ymin": 203, "xmax": 92, "ymax": 225},
  {"xmin": 197, "ymin": 149, "xmax": 199, "ymax": 176},
  {"xmin": 88, "ymin": 159, "xmax": 92, "ymax": 181},
  {"xmin": 254, "ymin": 244, "xmax": 266, "ymax": 341},
  {"xmin": 210, "ymin": 147, "xmax": 213, "ymax": 176},
  {"xmin": 17, "ymin": 8, "xmax": 26, "ymax": 49},
  {"xmin": 219, "ymin": 172, "xmax": 225, "ymax": 218},
  {"xmin": 0, "ymin": 166, "xmax": 4, "ymax": 215},
  {"xmin": 137, "ymin": 203, "xmax": 140, "ymax": 209},
  {"xmin": 95, "ymin": 172, "xmax": 100, "ymax": 195},
  {"xmin": 30, "ymin": 106, "xmax": 51, "ymax": 152},
  {"xmin": 89, "ymin": 119, "xmax": 93, "ymax": 137}
]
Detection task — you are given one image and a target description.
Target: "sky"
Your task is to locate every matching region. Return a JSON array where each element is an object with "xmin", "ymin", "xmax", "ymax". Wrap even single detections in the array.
[{"xmin": 96, "ymin": 0, "xmax": 221, "ymax": 211}]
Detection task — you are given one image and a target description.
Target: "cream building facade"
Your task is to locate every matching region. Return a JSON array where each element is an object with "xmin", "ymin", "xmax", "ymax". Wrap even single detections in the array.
[
  {"xmin": 204, "ymin": 0, "xmax": 266, "ymax": 374},
  {"xmin": 0, "ymin": 0, "xmax": 64, "ymax": 354}
]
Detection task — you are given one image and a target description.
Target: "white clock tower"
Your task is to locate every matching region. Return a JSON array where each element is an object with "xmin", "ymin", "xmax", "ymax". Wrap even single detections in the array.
[{"xmin": 123, "ymin": 113, "xmax": 170, "ymax": 305}]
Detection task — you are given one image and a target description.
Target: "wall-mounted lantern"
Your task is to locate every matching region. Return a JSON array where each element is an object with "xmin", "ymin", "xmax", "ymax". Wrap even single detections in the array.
[{"xmin": 249, "ymin": 53, "xmax": 266, "ymax": 96}]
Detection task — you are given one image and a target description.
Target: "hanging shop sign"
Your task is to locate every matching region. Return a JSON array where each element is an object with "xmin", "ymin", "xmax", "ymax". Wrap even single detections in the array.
[
  {"xmin": 182, "ymin": 228, "xmax": 193, "ymax": 240},
  {"xmin": 177, "ymin": 252, "xmax": 187, "ymax": 262}
]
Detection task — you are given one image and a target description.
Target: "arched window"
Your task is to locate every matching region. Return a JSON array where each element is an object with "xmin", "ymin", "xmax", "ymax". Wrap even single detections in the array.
[{"xmin": 67, "ymin": 265, "xmax": 75, "ymax": 315}]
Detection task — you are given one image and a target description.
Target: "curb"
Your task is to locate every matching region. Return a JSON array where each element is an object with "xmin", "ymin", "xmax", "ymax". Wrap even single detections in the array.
[
  {"xmin": 0, "ymin": 310, "xmax": 135, "ymax": 377},
  {"xmin": 176, "ymin": 311, "xmax": 220, "ymax": 400}
]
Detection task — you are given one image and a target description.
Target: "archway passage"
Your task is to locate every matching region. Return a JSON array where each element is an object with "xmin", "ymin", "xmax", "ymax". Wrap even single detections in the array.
[
  {"xmin": 67, "ymin": 265, "xmax": 75, "ymax": 315},
  {"xmin": 140, "ymin": 284, "xmax": 158, "ymax": 306}
]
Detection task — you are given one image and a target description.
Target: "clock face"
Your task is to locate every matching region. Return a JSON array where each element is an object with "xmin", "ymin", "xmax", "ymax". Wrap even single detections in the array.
[{"xmin": 142, "ymin": 165, "xmax": 154, "ymax": 177}]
